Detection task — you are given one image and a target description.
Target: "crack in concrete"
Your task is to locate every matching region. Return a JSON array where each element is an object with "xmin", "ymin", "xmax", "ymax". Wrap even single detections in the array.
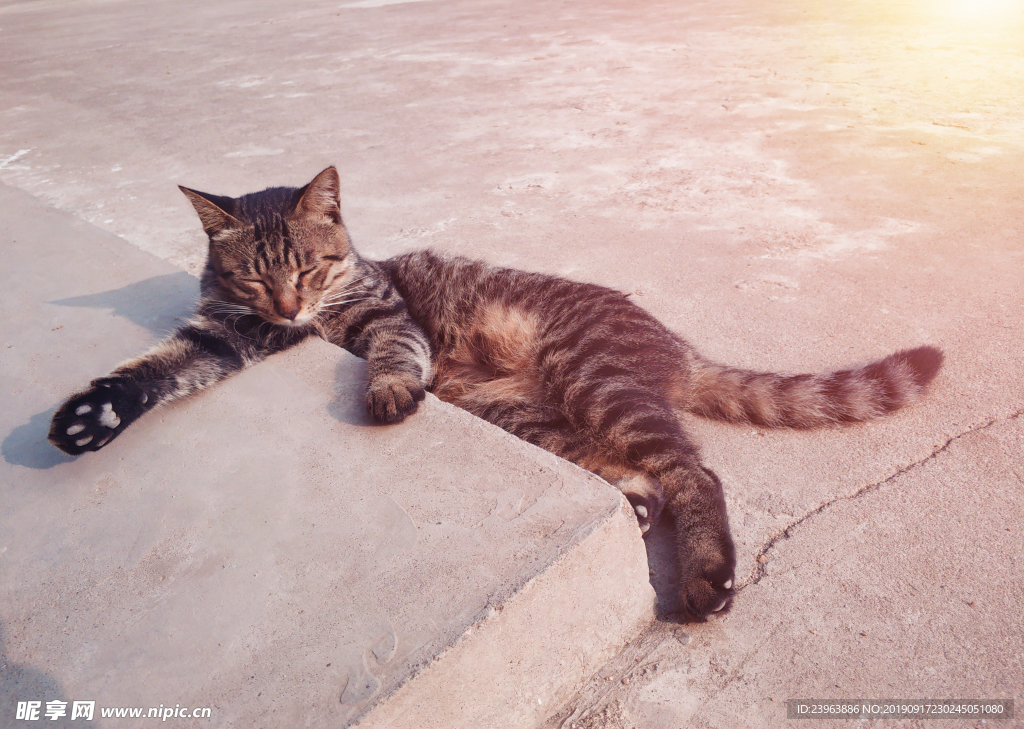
[{"xmin": 740, "ymin": 409, "xmax": 1024, "ymax": 589}]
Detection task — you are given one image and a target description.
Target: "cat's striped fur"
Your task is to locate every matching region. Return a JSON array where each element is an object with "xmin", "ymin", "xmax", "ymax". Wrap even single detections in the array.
[{"xmin": 50, "ymin": 167, "xmax": 943, "ymax": 620}]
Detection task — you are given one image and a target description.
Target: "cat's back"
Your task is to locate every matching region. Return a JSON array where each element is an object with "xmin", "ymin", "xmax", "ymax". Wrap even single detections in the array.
[
  {"xmin": 384, "ymin": 249, "xmax": 645, "ymax": 333},
  {"xmin": 384, "ymin": 250, "xmax": 685, "ymax": 392}
]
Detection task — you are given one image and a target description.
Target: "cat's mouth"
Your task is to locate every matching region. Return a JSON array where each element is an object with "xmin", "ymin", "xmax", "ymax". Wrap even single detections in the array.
[
  {"xmin": 273, "ymin": 315, "xmax": 314, "ymax": 328},
  {"xmin": 264, "ymin": 309, "xmax": 317, "ymax": 328}
]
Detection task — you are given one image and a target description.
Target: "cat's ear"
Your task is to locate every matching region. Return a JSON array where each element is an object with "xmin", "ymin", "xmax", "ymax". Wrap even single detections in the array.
[
  {"xmin": 179, "ymin": 186, "xmax": 242, "ymax": 237},
  {"xmin": 294, "ymin": 167, "xmax": 342, "ymax": 223}
]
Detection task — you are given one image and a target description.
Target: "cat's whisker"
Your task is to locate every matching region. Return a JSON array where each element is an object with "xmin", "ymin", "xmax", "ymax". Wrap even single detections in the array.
[
  {"xmin": 324, "ymin": 281, "xmax": 374, "ymax": 301},
  {"xmin": 321, "ymin": 297, "xmax": 372, "ymax": 305},
  {"xmin": 207, "ymin": 308, "xmax": 255, "ymax": 317},
  {"xmin": 253, "ymin": 321, "xmax": 272, "ymax": 340},
  {"xmin": 203, "ymin": 308, "xmax": 257, "ymax": 341},
  {"xmin": 329, "ymin": 273, "xmax": 373, "ymax": 292},
  {"xmin": 323, "ymin": 290, "xmax": 371, "ymax": 303},
  {"xmin": 204, "ymin": 301, "xmax": 247, "ymax": 309},
  {"xmin": 228, "ymin": 318, "xmax": 248, "ymax": 340},
  {"xmin": 319, "ymin": 297, "xmax": 374, "ymax": 308},
  {"xmin": 204, "ymin": 303, "xmax": 257, "ymax": 315}
]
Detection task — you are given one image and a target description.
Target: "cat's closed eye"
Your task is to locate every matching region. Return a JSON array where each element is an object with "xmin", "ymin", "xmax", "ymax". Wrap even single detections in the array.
[
  {"xmin": 297, "ymin": 268, "xmax": 317, "ymax": 289},
  {"xmin": 232, "ymin": 278, "xmax": 271, "ymax": 296}
]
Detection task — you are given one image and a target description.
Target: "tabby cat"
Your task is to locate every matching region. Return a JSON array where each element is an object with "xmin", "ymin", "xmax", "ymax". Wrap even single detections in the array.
[{"xmin": 49, "ymin": 167, "xmax": 943, "ymax": 620}]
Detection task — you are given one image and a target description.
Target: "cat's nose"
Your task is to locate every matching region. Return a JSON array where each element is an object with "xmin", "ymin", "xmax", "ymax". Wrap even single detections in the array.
[{"xmin": 276, "ymin": 301, "xmax": 302, "ymax": 320}]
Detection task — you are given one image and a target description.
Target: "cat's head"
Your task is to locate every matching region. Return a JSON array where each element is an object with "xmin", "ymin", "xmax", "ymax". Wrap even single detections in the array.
[{"xmin": 180, "ymin": 167, "xmax": 356, "ymax": 327}]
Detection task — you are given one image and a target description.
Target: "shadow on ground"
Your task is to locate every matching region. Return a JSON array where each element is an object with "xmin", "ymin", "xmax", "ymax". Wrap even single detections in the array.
[
  {"xmin": 49, "ymin": 272, "xmax": 197, "ymax": 336},
  {"xmin": 2, "ymin": 408, "xmax": 74, "ymax": 470},
  {"xmin": 0, "ymin": 622, "xmax": 78, "ymax": 728},
  {"xmin": 643, "ymin": 515, "xmax": 684, "ymax": 618}
]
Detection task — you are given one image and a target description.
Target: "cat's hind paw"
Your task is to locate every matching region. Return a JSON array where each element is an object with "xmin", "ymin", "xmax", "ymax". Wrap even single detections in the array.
[
  {"xmin": 366, "ymin": 372, "xmax": 426, "ymax": 424},
  {"xmin": 49, "ymin": 378, "xmax": 149, "ymax": 455},
  {"xmin": 677, "ymin": 525, "xmax": 736, "ymax": 621},
  {"xmin": 615, "ymin": 473, "xmax": 665, "ymax": 535},
  {"xmin": 681, "ymin": 570, "xmax": 735, "ymax": 621},
  {"xmin": 627, "ymin": 495, "xmax": 662, "ymax": 535},
  {"xmin": 672, "ymin": 467, "xmax": 737, "ymax": 620}
]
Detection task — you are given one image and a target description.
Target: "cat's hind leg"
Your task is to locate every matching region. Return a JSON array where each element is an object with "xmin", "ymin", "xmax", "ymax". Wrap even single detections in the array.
[
  {"xmin": 566, "ymin": 383, "xmax": 736, "ymax": 620},
  {"xmin": 467, "ymin": 392, "xmax": 666, "ymax": 533},
  {"xmin": 447, "ymin": 393, "xmax": 666, "ymax": 520},
  {"xmin": 658, "ymin": 461, "xmax": 735, "ymax": 619},
  {"xmin": 457, "ymin": 396, "xmax": 584, "ymax": 459},
  {"xmin": 452, "ymin": 381, "xmax": 734, "ymax": 619}
]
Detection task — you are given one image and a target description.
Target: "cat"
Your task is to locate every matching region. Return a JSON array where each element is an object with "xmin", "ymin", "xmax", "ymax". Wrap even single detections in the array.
[{"xmin": 49, "ymin": 167, "xmax": 943, "ymax": 620}]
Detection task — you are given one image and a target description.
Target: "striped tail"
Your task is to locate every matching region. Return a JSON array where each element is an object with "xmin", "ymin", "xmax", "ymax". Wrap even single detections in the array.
[{"xmin": 684, "ymin": 345, "xmax": 943, "ymax": 428}]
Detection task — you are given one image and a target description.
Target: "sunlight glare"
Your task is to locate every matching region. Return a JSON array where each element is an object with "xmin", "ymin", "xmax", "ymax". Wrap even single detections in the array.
[{"xmin": 943, "ymin": 0, "xmax": 1024, "ymax": 22}]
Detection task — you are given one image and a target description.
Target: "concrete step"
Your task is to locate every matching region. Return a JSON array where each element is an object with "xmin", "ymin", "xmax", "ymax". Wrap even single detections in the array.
[{"xmin": 0, "ymin": 183, "xmax": 654, "ymax": 728}]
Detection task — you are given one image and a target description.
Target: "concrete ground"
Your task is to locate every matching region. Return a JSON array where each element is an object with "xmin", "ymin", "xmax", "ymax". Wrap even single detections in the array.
[{"xmin": 1, "ymin": 0, "xmax": 1022, "ymax": 726}]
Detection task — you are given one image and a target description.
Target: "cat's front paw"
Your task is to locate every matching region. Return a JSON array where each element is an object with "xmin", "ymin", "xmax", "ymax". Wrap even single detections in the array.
[
  {"xmin": 366, "ymin": 372, "xmax": 426, "ymax": 424},
  {"xmin": 49, "ymin": 378, "xmax": 150, "ymax": 455}
]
